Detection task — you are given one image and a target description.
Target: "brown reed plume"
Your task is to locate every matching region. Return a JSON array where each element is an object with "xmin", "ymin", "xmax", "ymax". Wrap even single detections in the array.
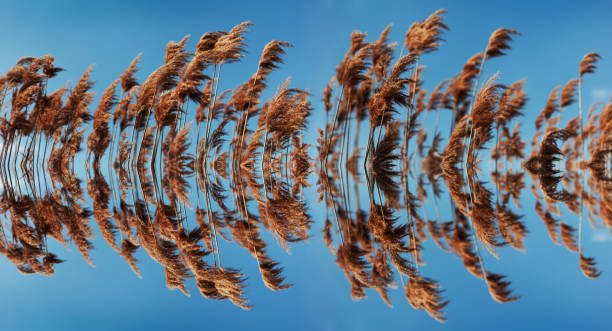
[
  {"xmin": 560, "ymin": 79, "xmax": 578, "ymax": 109},
  {"xmin": 525, "ymin": 129, "xmax": 572, "ymax": 201},
  {"xmin": 444, "ymin": 53, "xmax": 483, "ymax": 125},
  {"xmin": 580, "ymin": 52, "xmax": 601, "ymax": 77},
  {"xmin": 261, "ymin": 79, "xmax": 311, "ymax": 173},
  {"xmin": 463, "ymin": 28, "xmax": 518, "ymax": 170},
  {"xmin": 372, "ymin": 121, "xmax": 401, "ymax": 192},
  {"xmin": 441, "ymin": 116, "xmax": 470, "ymax": 213},
  {"xmin": 367, "ymin": 54, "xmax": 414, "ymax": 156},
  {"xmin": 232, "ymin": 40, "xmax": 293, "ymax": 159},
  {"xmin": 164, "ymin": 125, "xmax": 194, "ymax": 206},
  {"xmin": 87, "ymin": 79, "xmax": 118, "ymax": 167},
  {"xmin": 327, "ymin": 31, "xmax": 370, "ymax": 169},
  {"xmin": 201, "ymin": 22, "xmax": 252, "ymax": 165},
  {"xmin": 402, "ymin": 9, "xmax": 448, "ymax": 161},
  {"xmin": 466, "ymin": 76, "xmax": 502, "ymax": 167},
  {"xmin": 404, "ymin": 9, "xmax": 448, "ymax": 57},
  {"xmin": 405, "ymin": 275, "xmax": 448, "ymax": 322}
]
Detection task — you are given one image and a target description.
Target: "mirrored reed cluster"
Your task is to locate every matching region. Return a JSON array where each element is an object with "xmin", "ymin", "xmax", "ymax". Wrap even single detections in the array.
[
  {"xmin": 316, "ymin": 9, "xmax": 610, "ymax": 321},
  {"xmin": 0, "ymin": 21, "xmax": 313, "ymax": 310},
  {"xmin": 0, "ymin": 10, "xmax": 610, "ymax": 322}
]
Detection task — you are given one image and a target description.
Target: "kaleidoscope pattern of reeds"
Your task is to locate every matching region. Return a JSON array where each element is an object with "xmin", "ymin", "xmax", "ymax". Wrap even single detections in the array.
[{"xmin": 0, "ymin": 10, "xmax": 610, "ymax": 322}]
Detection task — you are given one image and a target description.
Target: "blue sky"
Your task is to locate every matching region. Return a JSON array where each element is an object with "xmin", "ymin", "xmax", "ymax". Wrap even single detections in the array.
[{"xmin": 1, "ymin": 1, "xmax": 611, "ymax": 330}]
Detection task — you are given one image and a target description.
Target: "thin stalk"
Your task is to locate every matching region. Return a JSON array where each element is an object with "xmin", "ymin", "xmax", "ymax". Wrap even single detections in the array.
[
  {"xmin": 127, "ymin": 121, "xmax": 138, "ymax": 167},
  {"xmin": 204, "ymin": 179, "xmax": 222, "ymax": 267},
  {"xmin": 339, "ymin": 113, "xmax": 349, "ymax": 172},
  {"xmin": 137, "ymin": 105, "xmax": 154, "ymax": 165},
  {"xmin": 464, "ymin": 50, "xmax": 488, "ymax": 171},
  {"xmin": 203, "ymin": 62, "xmax": 223, "ymax": 166},
  {"xmin": 239, "ymin": 61, "xmax": 263, "ymax": 164},
  {"xmin": 345, "ymin": 111, "xmax": 352, "ymax": 165},
  {"xmin": 195, "ymin": 116, "xmax": 201, "ymax": 165},
  {"xmin": 339, "ymin": 88, "xmax": 352, "ymax": 172},
  {"xmin": 260, "ymin": 129, "xmax": 268, "ymax": 176},
  {"xmin": 363, "ymin": 125, "xmax": 374, "ymax": 170},
  {"xmin": 150, "ymin": 127, "xmax": 160, "ymax": 173},
  {"xmin": 404, "ymin": 56, "xmax": 420, "ymax": 163},
  {"xmin": 325, "ymin": 87, "xmax": 345, "ymax": 168}
]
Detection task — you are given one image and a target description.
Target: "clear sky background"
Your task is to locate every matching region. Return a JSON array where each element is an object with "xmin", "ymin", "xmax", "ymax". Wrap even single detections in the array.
[{"xmin": 1, "ymin": 1, "xmax": 611, "ymax": 330}]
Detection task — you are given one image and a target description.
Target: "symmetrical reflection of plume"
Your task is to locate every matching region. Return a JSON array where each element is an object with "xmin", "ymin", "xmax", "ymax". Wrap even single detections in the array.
[
  {"xmin": 0, "ymin": 23, "xmax": 313, "ymax": 310},
  {"xmin": 526, "ymin": 53, "xmax": 610, "ymax": 278},
  {"xmin": 0, "ymin": 10, "xmax": 611, "ymax": 322},
  {"xmin": 317, "ymin": 9, "xmax": 610, "ymax": 322}
]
